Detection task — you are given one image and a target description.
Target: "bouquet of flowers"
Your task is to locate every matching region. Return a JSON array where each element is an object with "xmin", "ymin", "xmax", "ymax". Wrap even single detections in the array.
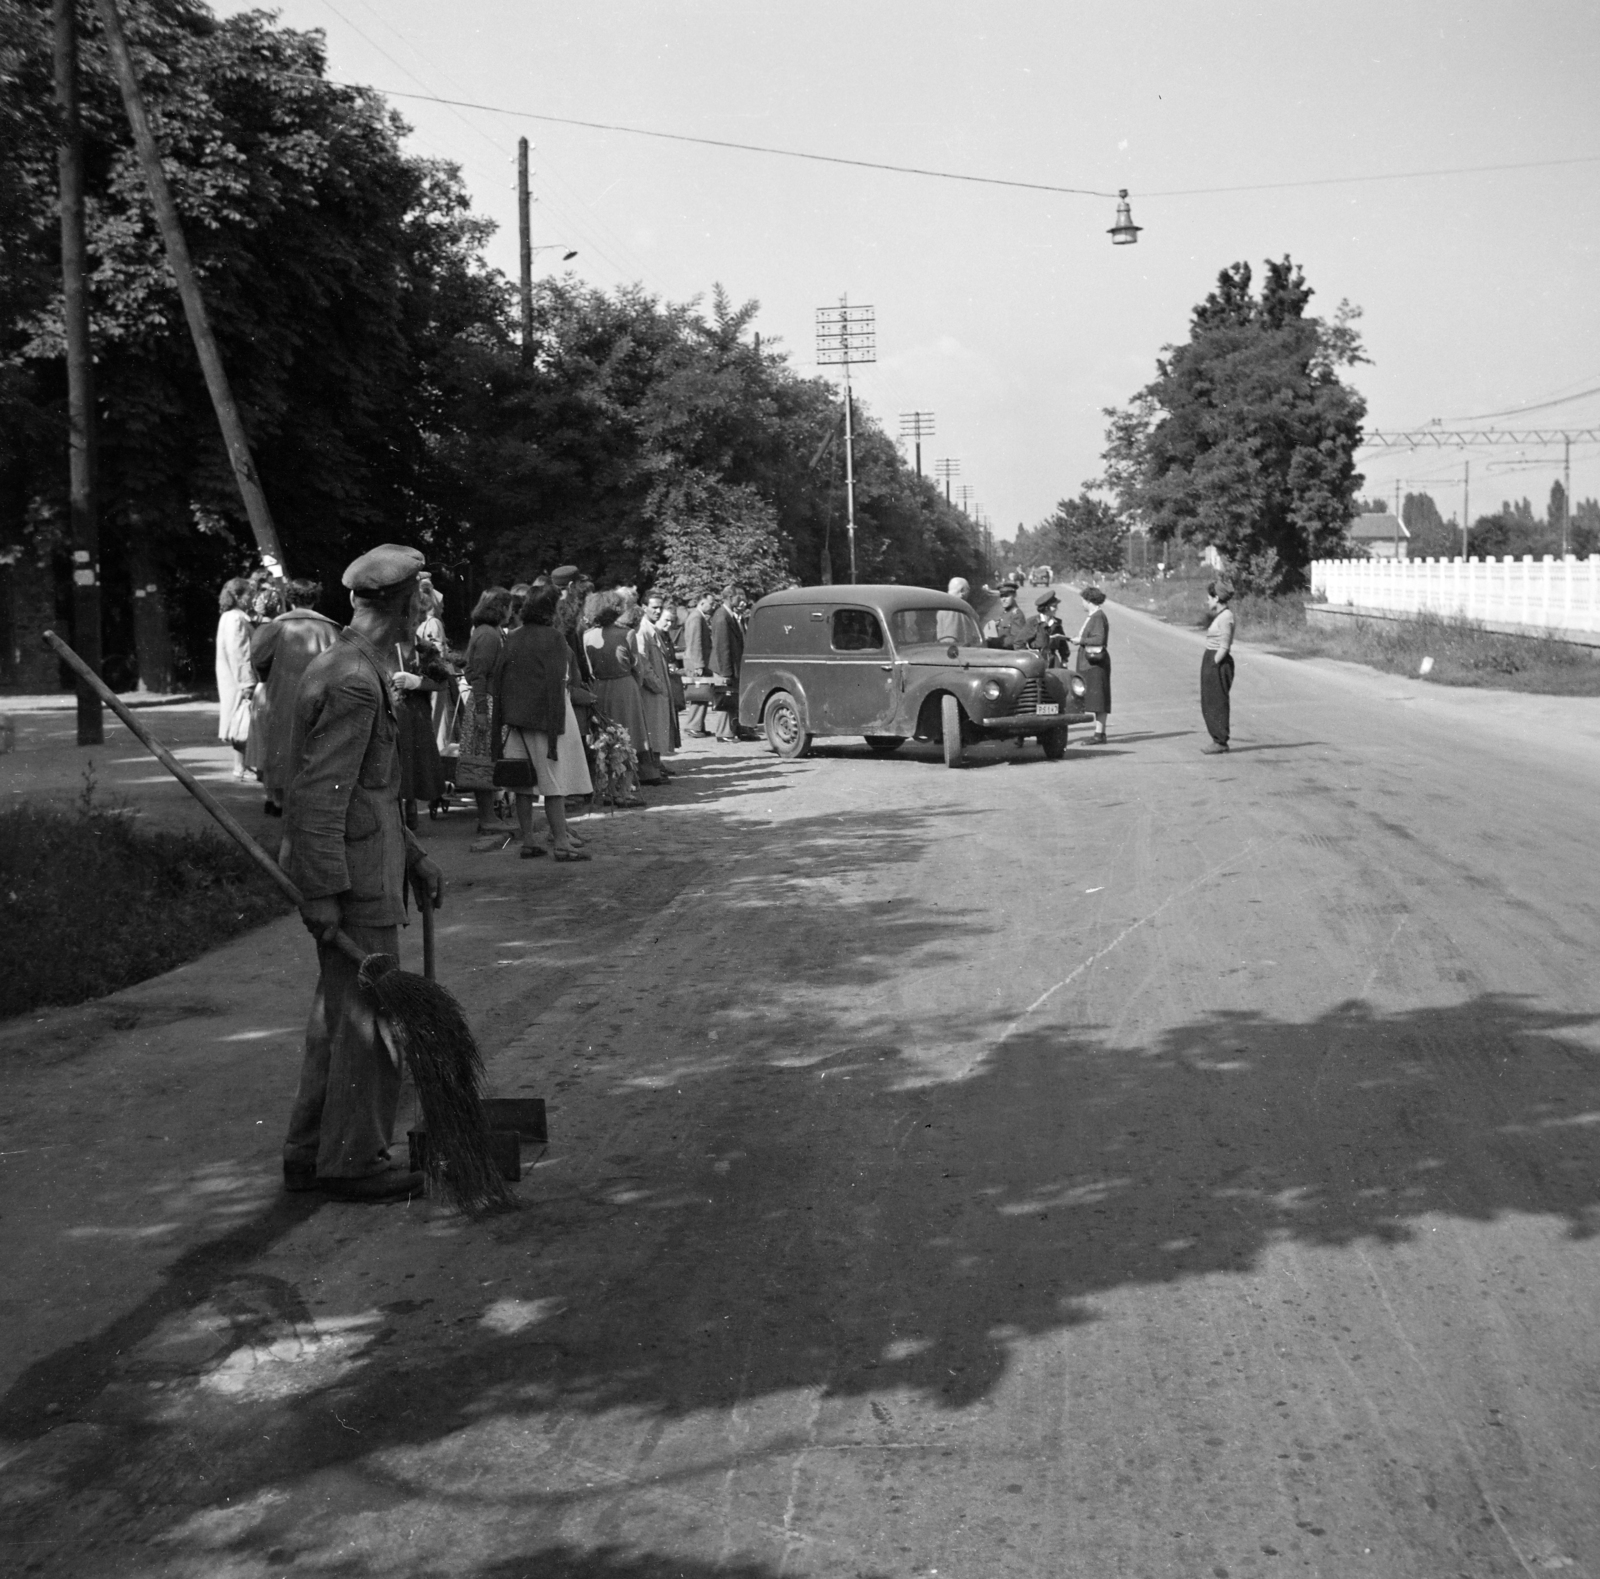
[{"xmin": 587, "ymin": 713, "xmax": 639, "ymax": 808}]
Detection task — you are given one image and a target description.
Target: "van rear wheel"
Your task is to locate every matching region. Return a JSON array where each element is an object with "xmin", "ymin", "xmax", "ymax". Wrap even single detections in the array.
[
  {"xmin": 940, "ymin": 694, "xmax": 965, "ymax": 769},
  {"xmin": 763, "ymin": 690, "xmax": 811, "ymax": 759}
]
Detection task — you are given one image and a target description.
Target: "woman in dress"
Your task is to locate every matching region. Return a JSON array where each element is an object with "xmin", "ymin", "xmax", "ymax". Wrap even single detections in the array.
[
  {"xmin": 1072, "ymin": 585, "xmax": 1112, "ymax": 744},
  {"xmin": 394, "ymin": 628, "xmax": 449, "ymax": 829},
  {"xmin": 581, "ymin": 591, "xmax": 662, "ymax": 790},
  {"xmin": 214, "ymin": 577, "xmax": 256, "ymax": 781},
  {"xmin": 491, "ymin": 586, "xmax": 593, "ymax": 861},
  {"xmin": 1200, "ymin": 581, "xmax": 1236, "ymax": 754},
  {"xmin": 459, "ymin": 586, "xmax": 512, "ymax": 844},
  {"xmin": 415, "ymin": 580, "xmax": 457, "ymax": 756}
]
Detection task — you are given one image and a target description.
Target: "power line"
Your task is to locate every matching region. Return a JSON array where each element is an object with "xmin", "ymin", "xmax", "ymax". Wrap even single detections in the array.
[
  {"xmin": 358, "ymin": 88, "xmax": 1119, "ymax": 199},
  {"xmin": 1144, "ymin": 152, "xmax": 1600, "ymax": 198},
  {"xmin": 1445, "ymin": 383, "xmax": 1600, "ymax": 422},
  {"xmin": 345, "ymin": 86, "xmax": 1600, "ymax": 203}
]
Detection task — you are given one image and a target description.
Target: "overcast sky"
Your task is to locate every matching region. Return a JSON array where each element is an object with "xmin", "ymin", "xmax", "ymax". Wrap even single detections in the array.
[{"xmin": 217, "ymin": 0, "xmax": 1600, "ymax": 535}]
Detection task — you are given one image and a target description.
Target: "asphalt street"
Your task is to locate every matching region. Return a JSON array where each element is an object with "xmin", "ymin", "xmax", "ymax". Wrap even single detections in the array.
[{"xmin": 2, "ymin": 601, "xmax": 1598, "ymax": 1579}]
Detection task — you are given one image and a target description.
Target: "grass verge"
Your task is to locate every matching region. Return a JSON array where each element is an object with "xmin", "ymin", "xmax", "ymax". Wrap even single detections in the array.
[
  {"xmin": 1105, "ymin": 577, "xmax": 1600, "ymax": 695},
  {"xmin": 0, "ymin": 798, "xmax": 291, "ymax": 1018}
]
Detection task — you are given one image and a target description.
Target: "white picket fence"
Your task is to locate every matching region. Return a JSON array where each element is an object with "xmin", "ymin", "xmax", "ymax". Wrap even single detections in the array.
[{"xmin": 1311, "ymin": 556, "xmax": 1600, "ymax": 640}]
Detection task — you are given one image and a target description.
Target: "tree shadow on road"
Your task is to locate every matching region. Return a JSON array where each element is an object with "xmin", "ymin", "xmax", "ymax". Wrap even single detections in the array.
[{"xmin": 3, "ymin": 783, "xmax": 1598, "ymax": 1574}]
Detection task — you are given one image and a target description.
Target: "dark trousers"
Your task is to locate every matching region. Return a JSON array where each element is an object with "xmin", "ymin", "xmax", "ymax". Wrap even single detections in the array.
[
  {"xmin": 284, "ymin": 922, "xmax": 403, "ymax": 1179},
  {"xmin": 1200, "ymin": 651, "xmax": 1234, "ymax": 746}
]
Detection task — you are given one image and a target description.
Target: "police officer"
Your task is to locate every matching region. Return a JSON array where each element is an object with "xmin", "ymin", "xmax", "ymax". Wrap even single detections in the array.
[
  {"xmin": 986, "ymin": 581, "xmax": 1038, "ymax": 650},
  {"xmin": 281, "ymin": 544, "xmax": 446, "ymax": 1202},
  {"xmin": 1032, "ymin": 587, "xmax": 1070, "ymax": 667}
]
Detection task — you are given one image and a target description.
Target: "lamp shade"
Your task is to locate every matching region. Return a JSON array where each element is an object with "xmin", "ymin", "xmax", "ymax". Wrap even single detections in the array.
[{"xmin": 1108, "ymin": 189, "xmax": 1142, "ymax": 245}]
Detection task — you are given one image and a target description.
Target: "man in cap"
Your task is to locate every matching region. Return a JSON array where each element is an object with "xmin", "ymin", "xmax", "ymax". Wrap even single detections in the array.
[
  {"xmin": 280, "ymin": 544, "xmax": 445, "ymax": 1202},
  {"xmin": 1031, "ymin": 587, "xmax": 1070, "ymax": 667},
  {"xmin": 985, "ymin": 582, "xmax": 1037, "ymax": 651}
]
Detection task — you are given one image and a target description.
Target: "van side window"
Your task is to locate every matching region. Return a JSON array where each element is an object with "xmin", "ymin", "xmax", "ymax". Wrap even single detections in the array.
[{"xmin": 831, "ymin": 609, "xmax": 884, "ymax": 652}]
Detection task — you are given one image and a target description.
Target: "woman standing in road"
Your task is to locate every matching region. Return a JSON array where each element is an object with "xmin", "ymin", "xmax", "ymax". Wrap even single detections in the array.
[
  {"xmin": 1072, "ymin": 585, "xmax": 1111, "ymax": 745},
  {"xmin": 214, "ymin": 577, "xmax": 256, "ymax": 781},
  {"xmin": 1200, "ymin": 581, "xmax": 1236, "ymax": 754}
]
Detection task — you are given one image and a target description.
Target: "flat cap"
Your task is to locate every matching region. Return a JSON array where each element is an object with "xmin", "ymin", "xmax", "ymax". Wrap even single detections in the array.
[
  {"xmin": 342, "ymin": 543, "xmax": 425, "ymax": 593},
  {"xmin": 550, "ymin": 564, "xmax": 580, "ymax": 588}
]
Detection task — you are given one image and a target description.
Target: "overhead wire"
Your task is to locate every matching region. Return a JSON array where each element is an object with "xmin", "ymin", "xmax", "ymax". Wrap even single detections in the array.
[
  {"xmin": 346, "ymin": 86, "xmax": 1600, "ymax": 204},
  {"xmin": 312, "ymin": 1, "xmax": 656, "ymax": 287}
]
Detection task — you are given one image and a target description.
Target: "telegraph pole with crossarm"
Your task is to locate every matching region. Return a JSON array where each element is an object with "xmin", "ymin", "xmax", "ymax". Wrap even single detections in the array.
[{"xmin": 816, "ymin": 298, "xmax": 876, "ymax": 583}]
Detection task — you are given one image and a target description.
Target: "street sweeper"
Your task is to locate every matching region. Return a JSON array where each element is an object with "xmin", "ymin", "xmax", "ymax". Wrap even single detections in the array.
[{"xmin": 280, "ymin": 543, "xmax": 447, "ymax": 1202}]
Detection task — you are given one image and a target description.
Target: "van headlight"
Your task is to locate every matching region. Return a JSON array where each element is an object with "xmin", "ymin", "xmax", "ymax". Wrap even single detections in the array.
[
  {"xmin": 981, "ymin": 680, "xmax": 1003, "ymax": 701},
  {"xmin": 1068, "ymin": 674, "xmax": 1087, "ymax": 698}
]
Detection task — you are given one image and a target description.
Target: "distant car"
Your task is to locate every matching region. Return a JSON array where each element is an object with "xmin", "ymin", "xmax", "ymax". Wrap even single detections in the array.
[
  {"xmin": 739, "ymin": 584, "xmax": 1091, "ymax": 767},
  {"xmin": 1028, "ymin": 565, "xmax": 1054, "ymax": 586}
]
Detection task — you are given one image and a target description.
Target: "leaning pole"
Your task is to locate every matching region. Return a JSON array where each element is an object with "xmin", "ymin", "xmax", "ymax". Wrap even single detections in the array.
[{"xmin": 93, "ymin": 0, "xmax": 285, "ymax": 573}]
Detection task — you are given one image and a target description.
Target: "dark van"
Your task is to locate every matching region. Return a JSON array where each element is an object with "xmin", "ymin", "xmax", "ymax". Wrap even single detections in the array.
[{"xmin": 739, "ymin": 584, "xmax": 1090, "ymax": 767}]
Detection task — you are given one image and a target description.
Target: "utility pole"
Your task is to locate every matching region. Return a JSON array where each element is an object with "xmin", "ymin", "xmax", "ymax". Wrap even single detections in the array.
[
  {"xmin": 54, "ymin": 0, "xmax": 101, "ymax": 744},
  {"xmin": 95, "ymin": 0, "xmax": 284, "ymax": 573},
  {"xmin": 517, "ymin": 137, "xmax": 533, "ymax": 363},
  {"xmin": 815, "ymin": 297, "xmax": 875, "ymax": 583},
  {"xmin": 898, "ymin": 410, "xmax": 935, "ymax": 477},
  {"xmin": 1393, "ymin": 478, "xmax": 1401, "ymax": 556},
  {"xmin": 956, "ymin": 484, "xmax": 974, "ymax": 516},
  {"xmin": 1563, "ymin": 435, "xmax": 1572, "ymax": 555},
  {"xmin": 1462, "ymin": 460, "xmax": 1470, "ymax": 558},
  {"xmin": 934, "ymin": 457, "xmax": 960, "ymax": 504}
]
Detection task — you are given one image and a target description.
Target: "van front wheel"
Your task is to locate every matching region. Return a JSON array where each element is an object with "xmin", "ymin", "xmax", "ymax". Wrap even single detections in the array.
[
  {"xmin": 941, "ymin": 694, "xmax": 965, "ymax": 769},
  {"xmin": 764, "ymin": 691, "xmax": 812, "ymax": 759}
]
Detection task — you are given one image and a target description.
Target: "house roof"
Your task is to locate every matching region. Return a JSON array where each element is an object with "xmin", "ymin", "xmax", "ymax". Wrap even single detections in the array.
[{"xmin": 1347, "ymin": 512, "xmax": 1410, "ymax": 540}]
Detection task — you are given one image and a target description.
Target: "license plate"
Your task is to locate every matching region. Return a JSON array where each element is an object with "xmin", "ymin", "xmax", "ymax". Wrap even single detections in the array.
[{"xmin": 1036, "ymin": 702, "xmax": 1060, "ymax": 715}]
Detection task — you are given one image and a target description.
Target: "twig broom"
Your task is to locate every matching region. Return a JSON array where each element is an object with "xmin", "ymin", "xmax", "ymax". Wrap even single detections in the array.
[{"xmin": 43, "ymin": 630, "xmax": 513, "ymax": 1213}]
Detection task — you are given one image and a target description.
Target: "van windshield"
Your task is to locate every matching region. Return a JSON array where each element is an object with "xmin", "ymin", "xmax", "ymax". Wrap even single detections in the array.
[{"xmin": 889, "ymin": 608, "xmax": 982, "ymax": 647}]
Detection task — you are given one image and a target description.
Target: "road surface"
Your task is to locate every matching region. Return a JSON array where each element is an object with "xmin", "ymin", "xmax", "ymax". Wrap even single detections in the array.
[{"xmin": 2, "ymin": 602, "xmax": 1597, "ymax": 1578}]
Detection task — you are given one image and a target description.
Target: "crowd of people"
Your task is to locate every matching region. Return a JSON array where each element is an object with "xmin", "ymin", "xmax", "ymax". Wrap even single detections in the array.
[{"xmin": 216, "ymin": 565, "xmax": 754, "ymax": 857}]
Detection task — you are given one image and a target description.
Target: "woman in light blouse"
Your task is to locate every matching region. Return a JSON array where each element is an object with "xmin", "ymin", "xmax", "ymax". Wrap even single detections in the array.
[{"xmin": 1200, "ymin": 581, "xmax": 1236, "ymax": 754}]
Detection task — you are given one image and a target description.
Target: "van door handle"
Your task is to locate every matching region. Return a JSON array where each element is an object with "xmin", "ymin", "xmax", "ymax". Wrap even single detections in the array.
[{"xmin": 879, "ymin": 663, "xmax": 893, "ymax": 671}]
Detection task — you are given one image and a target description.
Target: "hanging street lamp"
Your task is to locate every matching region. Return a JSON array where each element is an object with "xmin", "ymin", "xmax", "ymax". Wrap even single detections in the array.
[{"xmin": 1108, "ymin": 189, "xmax": 1142, "ymax": 245}]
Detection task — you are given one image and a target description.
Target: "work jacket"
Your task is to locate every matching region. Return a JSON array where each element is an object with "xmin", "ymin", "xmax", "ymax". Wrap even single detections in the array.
[{"xmin": 283, "ymin": 628, "xmax": 422, "ymax": 927}]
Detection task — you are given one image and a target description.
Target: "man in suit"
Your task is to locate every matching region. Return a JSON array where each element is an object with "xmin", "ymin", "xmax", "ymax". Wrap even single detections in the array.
[
  {"xmin": 710, "ymin": 583, "xmax": 747, "ymax": 742},
  {"xmin": 681, "ymin": 590, "xmax": 716, "ymax": 737}
]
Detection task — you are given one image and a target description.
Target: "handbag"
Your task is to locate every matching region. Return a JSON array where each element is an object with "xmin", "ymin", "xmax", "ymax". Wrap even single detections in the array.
[{"xmin": 684, "ymin": 678, "xmax": 721, "ymax": 706}]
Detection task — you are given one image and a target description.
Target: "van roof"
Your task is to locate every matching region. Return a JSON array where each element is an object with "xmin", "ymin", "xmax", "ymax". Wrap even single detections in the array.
[{"xmin": 753, "ymin": 584, "xmax": 971, "ymax": 612}]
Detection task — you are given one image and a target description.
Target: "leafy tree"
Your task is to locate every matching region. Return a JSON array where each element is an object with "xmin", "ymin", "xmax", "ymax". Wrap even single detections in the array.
[
  {"xmin": 641, "ymin": 469, "xmax": 792, "ymax": 600},
  {"xmin": 1571, "ymin": 498, "xmax": 1600, "ymax": 558},
  {"xmin": 1041, "ymin": 493, "xmax": 1126, "ymax": 574},
  {"xmin": 1402, "ymin": 491, "xmax": 1458, "ymax": 558},
  {"xmin": 1098, "ymin": 257, "xmax": 1367, "ymax": 593},
  {"xmin": 1469, "ymin": 498, "xmax": 1553, "ymax": 559},
  {"xmin": 1547, "ymin": 479, "xmax": 1567, "ymax": 546}
]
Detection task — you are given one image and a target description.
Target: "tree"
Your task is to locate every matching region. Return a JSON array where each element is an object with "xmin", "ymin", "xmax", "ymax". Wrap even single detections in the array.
[
  {"xmin": 1402, "ymin": 491, "xmax": 1457, "ymax": 558},
  {"xmin": 642, "ymin": 469, "xmax": 792, "ymax": 601},
  {"xmin": 1098, "ymin": 257, "xmax": 1367, "ymax": 594},
  {"xmin": 1469, "ymin": 499, "xmax": 1553, "ymax": 559},
  {"xmin": 1548, "ymin": 479, "xmax": 1567, "ymax": 547},
  {"xmin": 1041, "ymin": 493, "xmax": 1126, "ymax": 574},
  {"xmin": 1571, "ymin": 498, "xmax": 1600, "ymax": 558}
]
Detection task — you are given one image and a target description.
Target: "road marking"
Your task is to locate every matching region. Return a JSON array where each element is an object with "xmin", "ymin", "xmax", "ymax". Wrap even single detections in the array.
[{"xmin": 991, "ymin": 841, "xmax": 1257, "ymax": 1054}]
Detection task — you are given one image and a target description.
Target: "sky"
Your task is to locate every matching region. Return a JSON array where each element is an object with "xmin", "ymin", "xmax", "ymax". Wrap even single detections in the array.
[{"xmin": 217, "ymin": 0, "xmax": 1600, "ymax": 538}]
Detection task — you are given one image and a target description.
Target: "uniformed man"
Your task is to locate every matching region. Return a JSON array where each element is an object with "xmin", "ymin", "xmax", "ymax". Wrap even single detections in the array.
[
  {"xmin": 1031, "ymin": 587, "xmax": 1070, "ymax": 667},
  {"xmin": 280, "ymin": 544, "xmax": 446, "ymax": 1202},
  {"xmin": 985, "ymin": 581, "xmax": 1038, "ymax": 650}
]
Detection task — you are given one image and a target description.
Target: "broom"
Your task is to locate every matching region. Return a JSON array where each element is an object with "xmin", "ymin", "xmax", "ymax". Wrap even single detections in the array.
[{"xmin": 43, "ymin": 630, "xmax": 513, "ymax": 1213}]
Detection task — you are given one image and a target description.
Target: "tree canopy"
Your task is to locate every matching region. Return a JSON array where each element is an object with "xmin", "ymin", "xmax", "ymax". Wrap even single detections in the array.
[
  {"xmin": 1099, "ymin": 257, "xmax": 1368, "ymax": 593},
  {"xmin": 2, "ymin": 0, "xmax": 982, "ymax": 685}
]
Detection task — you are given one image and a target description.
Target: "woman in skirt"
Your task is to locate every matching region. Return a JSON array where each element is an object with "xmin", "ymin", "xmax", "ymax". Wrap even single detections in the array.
[
  {"xmin": 1200, "ymin": 581, "xmax": 1236, "ymax": 753},
  {"xmin": 1072, "ymin": 585, "xmax": 1112, "ymax": 744},
  {"xmin": 492, "ymin": 585, "xmax": 593, "ymax": 861}
]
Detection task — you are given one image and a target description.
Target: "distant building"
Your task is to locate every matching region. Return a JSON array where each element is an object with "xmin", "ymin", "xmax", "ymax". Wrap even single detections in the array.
[{"xmin": 1346, "ymin": 510, "xmax": 1410, "ymax": 559}]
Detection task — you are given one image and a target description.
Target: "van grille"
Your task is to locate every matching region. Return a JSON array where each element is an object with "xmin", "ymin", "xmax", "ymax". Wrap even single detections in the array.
[{"xmin": 1007, "ymin": 679, "xmax": 1042, "ymax": 716}]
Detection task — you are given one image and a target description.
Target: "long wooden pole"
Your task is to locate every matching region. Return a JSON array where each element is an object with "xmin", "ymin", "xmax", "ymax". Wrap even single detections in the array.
[
  {"xmin": 92, "ymin": 0, "xmax": 285, "ymax": 573},
  {"xmin": 517, "ymin": 137, "xmax": 533, "ymax": 364},
  {"xmin": 53, "ymin": 0, "xmax": 103, "ymax": 745}
]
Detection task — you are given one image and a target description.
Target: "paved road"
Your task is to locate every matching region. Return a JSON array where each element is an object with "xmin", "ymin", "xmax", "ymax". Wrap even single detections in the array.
[{"xmin": 2, "ymin": 604, "xmax": 1598, "ymax": 1578}]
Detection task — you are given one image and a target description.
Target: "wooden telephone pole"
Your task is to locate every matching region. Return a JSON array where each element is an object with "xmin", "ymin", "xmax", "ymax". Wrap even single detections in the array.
[
  {"xmin": 54, "ymin": 0, "xmax": 102, "ymax": 743},
  {"xmin": 517, "ymin": 137, "xmax": 533, "ymax": 362},
  {"xmin": 94, "ymin": 0, "xmax": 284, "ymax": 573}
]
